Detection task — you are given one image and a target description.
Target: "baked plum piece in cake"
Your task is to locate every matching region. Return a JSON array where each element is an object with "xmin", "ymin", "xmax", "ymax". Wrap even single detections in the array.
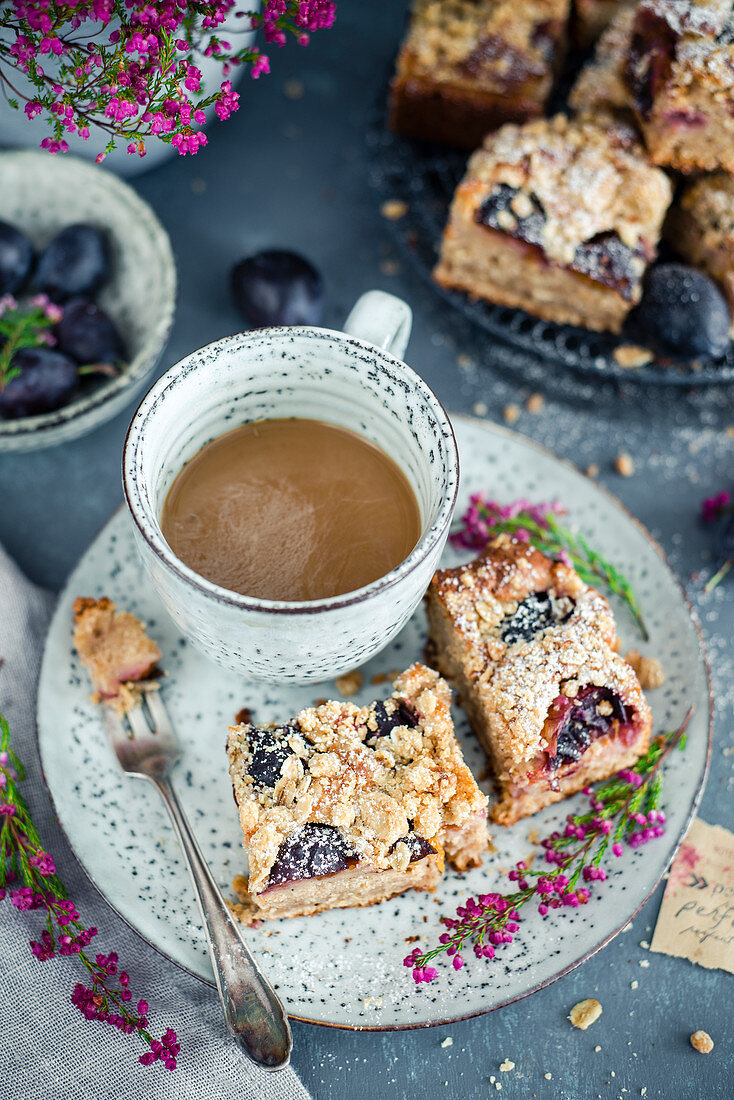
[
  {"xmin": 425, "ymin": 535, "xmax": 652, "ymax": 825},
  {"xmin": 625, "ymin": 0, "xmax": 734, "ymax": 173},
  {"xmin": 72, "ymin": 596, "xmax": 161, "ymax": 715},
  {"xmin": 433, "ymin": 115, "xmax": 672, "ymax": 332},
  {"xmin": 664, "ymin": 173, "xmax": 734, "ymax": 328},
  {"xmin": 226, "ymin": 664, "xmax": 489, "ymax": 922},
  {"xmin": 388, "ymin": 0, "xmax": 570, "ymax": 149}
]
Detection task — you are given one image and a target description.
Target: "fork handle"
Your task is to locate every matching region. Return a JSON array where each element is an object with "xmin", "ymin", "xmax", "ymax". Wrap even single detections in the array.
[{"xmin": 151, "ymin": 775, "xmax": 292, "ymax": 1070}]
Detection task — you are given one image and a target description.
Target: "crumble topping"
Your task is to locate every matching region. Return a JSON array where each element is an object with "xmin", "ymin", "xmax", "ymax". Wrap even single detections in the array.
[
  {"xmin": 463, "ymin": 115, "xmax": 671, "ymax": 267},
  {"xmin": 397, "ymin": 0, "xmax": 568, "ymax": 87},
  {"xmin": 429, "ymin": 534, "xmax": 616, "ymax": 669},
  {"xmin": 227, "ymin": 663, "xmax": 488, "ymax": 895}
]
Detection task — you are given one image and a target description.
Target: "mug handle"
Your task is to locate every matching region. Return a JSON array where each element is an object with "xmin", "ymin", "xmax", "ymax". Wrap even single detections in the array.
[{"xmin": 342, "ymin": 290, "xmax": 412, "ymax": 360}]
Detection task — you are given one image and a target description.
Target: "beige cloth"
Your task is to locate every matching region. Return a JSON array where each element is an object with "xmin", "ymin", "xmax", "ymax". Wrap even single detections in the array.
[{"xmin": 0, "ymin": 544, "xmax": 310, "ymax": 1100}]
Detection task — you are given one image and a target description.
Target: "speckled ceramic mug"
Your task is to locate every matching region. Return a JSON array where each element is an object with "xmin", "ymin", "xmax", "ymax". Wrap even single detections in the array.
[{"xmin": 123, "ymin": 290, "xmax": 459, "ymax": 682}]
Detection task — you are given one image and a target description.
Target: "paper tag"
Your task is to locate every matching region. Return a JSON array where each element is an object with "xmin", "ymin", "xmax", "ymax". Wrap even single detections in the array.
[{"xmin": 650, "ymin": 817, "xmax": 734, "ymax": 973}]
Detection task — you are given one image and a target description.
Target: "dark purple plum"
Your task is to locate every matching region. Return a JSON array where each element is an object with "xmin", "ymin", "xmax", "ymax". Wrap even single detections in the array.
[
  {"xmin": 392, "ymin": 833, "xmax": 436, "ymax": 863},
  {"xmin": 231, "ymin": 250, "xmax": 324, "ymax": 327},
  {"xmin": 266, "ymin": 824, "xmax": 355, "ymax": 889},
  {"xmin": 55, "ymin": 298, "xmax": 125, "ymax": 365},
  {"xmin": 246, "ymin": 727, "xmax": 295, "ymax": 789},
  {"xmin": 0, "ymin": 220, "xmax": 34, "ymax": 294},
  {"xmin": 501, "ymin": 591, "xmax": 573, "ymax": 646},
  {"xmin": 0, "ymin": 347, "xmax": 78, "ymax": 418},
  {"xmin": 35, "ymin": 224, "xmax": 111, "ymax": 301},
  {"xmin": 548, "ymin": 687, "xmax": 628, "ymax": 771},
  {"xmin": 368, "ymin": 699, "xmax": 419, "ymax": 739},
  {"xmin": 626, "ymin": 263, "xmax": 731, "ymax": 360}
]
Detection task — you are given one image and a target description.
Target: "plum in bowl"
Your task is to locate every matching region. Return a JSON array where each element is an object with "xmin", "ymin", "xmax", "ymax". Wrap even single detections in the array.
[{"xmin": 0, "ymin": 151, "xmax": 176, "ymax": 452}]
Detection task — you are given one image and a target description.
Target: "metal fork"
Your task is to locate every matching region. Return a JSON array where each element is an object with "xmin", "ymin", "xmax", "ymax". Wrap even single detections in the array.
[{"xmin": 101, "ymin": 688, "xmax": 292, "ymax": 1070}]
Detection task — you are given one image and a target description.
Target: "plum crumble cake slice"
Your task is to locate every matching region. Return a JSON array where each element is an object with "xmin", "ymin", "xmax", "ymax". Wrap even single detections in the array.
[
  {"xmin": 226, "ymin": 663, "xmax": 489, "ymax": 922},
  {"xmin": 425, "ymin": 535, "xmax": 652, "ymax": 825},
  {"xmin": 388, "ymin": 0, "xmax": 570, "ymax": 149},
  {"xmin": 72, "ymin": 597, "xmax": 161, "ymax": 715},
  {"xmin": 664, "ymin": 173, "xmax": 734, "ymax": 329},
  {"xmin": 625, "ymin": 0, "xmax": 734, "ymax": 173},
  {"xmin": 433, "ymin": 115, "xmax": 672, "ymax": 333}
]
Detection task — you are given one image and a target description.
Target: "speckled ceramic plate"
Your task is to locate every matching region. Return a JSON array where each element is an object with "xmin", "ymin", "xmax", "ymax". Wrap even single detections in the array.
[{"xmin": 37, "ymin": 416, "xmax": 711, "ymax": 1030}]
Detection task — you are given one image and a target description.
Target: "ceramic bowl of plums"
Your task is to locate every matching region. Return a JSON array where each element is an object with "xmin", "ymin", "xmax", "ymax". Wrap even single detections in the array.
[{"xmin": 0, "ymin": 151, "xmax": 176, "ymax": 451}]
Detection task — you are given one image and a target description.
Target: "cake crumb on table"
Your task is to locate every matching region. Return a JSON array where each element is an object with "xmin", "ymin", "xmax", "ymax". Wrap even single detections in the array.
[
  {"xmin": 499, "ymin": 1058, "xmax": 515, "ymax": 1072},
  {"xmin": 613, "ymin": 345, "xmax": 653, "ymax": 369},
  {"xmin": 690, "ymin": 1030, "xmax": 714, "ymax": 1054},
  {"xmin": 473, "ymin": 401, "xmax": 488, "ymax": 416},
  {"xmin": 283, "ymin": 77, "xmax": 304, "ymax": 100},
  {"xmin": 544, "ymin": 1072, "xmax": 552, "ymax": 1079},
  {"xmin": 335, "ymin": 669, "xmax": 363, "ymax": 696},
  {"xmin": 625, "ymin": 650, "xmax": 666, "ymax": 689},
  {"xmin": 586, "ymin": 464, "xmax": 599, "ymax": 478},
  {"xmin": 380, "ymin": 199, "xmax": 408, "ymax": 220},
  {"xmin": 441, "ymin": 1037, "xmax": 453, "ymax": 1048},
  {"xmin": 503, "ymin": 404, "xmax": 520, "ymax": 425},
  {"xmin": 526, "ymin": 393, "xmax": 544, "ymax": 413},
  {"xmin": 631, "ymin": 980, "xmax": 639, "ymax": 990},
  {"xmin": 614, "ymin": 452, "xmax": 635, "ymax": 477},
  {"xmin": 569, "ymin": 998, "xmax": 603, "ymax": 1029}
]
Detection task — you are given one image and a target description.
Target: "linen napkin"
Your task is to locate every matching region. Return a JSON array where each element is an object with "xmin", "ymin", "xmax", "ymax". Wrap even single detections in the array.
[{"xmin": 0, "ymin": 543, "xmax": 311, "ymax": 1100}]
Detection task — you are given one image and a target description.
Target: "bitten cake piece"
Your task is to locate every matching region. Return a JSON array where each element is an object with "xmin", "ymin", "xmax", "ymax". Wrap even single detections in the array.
[
  {"xmin": 664, "ymin": 173, "xmax": 734, "ymax": 327},
  {"xmin": 425, "ymin": 535, "xmax": 652, "ymax": 825},
  {"xmin": 226, "ymin": 664, "xmax": 489, "ymax": 922},
  {"xmin": 388, "ymin": 0, "xmax": 570, "ymax": 149},
  {"xmin": 73, "ymin": 597, "xmax": 161, "ymax": 714},
  {"xmin": 625, "ymin": 0, "xmax": 734, "ymax": 173},
  {"xmin": 433, "ymin": 115, "xmax": 672, "ymax": 333}
]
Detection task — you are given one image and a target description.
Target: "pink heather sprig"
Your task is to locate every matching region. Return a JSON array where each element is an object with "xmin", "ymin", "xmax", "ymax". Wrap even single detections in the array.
[
  {"xmin": 0, "ymin": 712, "xmax": 178, "ymax": 1070},
  {"xmin": 0, "ymin": 1, "xmax": 337, "ymax": 160},
  {"xmin": 405, "ymin": 713, "xmax": 690, "ymax": 984},
  {"xmin": 700, "ymin": 491, "xmax": 734, "ymax": 592},
  {"xmin": 450, "ymin": 494, "xmax": 648, "ymax": 640},
  {"xmin": 0, "ymin": 294, "xmax": 63, "ymax": 390}
]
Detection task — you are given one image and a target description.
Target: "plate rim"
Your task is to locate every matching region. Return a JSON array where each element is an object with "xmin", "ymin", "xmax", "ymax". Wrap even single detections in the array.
[{"xmin": 36, "ymin": 413, "xmax": 713, "ymax": 1031}]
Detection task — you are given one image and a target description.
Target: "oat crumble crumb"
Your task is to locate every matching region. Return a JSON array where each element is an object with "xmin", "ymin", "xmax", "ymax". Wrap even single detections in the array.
[
  {"xmin": 625, "ymin": 651, "xmax": 666, "ymax": 689},
  {"xmin": 614, "ymin": 452, "xmax": 635, "ymax": 477},
  {"xmin": 586, "ymin": 464, "xmax": 599, "ymax": 478},
  {"xmin": 283, "ymin": 77, "xmax": 304, "ymax": 100},
  {"xmin": 639, "ymin": 959, "xmax": 650, "ymax": 968},
  {"xmin": 613, "ymin": 345, "xmax": 654, "ymax": 369},
  {"xmin": 690, "ymin": 1031, "xmax": 714, "ymax": 1054},
  {"xmin": 381, "ymin": 199, "xmax": 408, "ymax": 220},
  {"xmin": 473, "ymin": 401, "xmax": 488, "ymax": 416},
  {"xmin": 569, "ymin": 998, "xmax": 603, "ymax": 1030},
  {"xmin": 335, "ymin": 669, "xmax": 363, "ymax": 696},
  {"xmin": 526, "ymin": 393, "xmax": 544, "ymax": 413},
  {"xmin": 503, "ymin": 404, "xmax": 520, "ymax": 425}
]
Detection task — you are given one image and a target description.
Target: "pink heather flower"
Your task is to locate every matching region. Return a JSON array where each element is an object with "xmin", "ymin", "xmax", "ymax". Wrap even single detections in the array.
[
  {"xmin": 612, "ymin": 842, "xmax": 624, "ymax": 857},
  {"xmin": 702, "ymin": 491, "xmax": 731, "ymax": 523},
  {"xmin": 250, "ymin": 52, "xmax": 270, "ymax": 78},
  {"xmin": 452, "ymin": 955, "xmax": 464, "ymax": 971}
]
